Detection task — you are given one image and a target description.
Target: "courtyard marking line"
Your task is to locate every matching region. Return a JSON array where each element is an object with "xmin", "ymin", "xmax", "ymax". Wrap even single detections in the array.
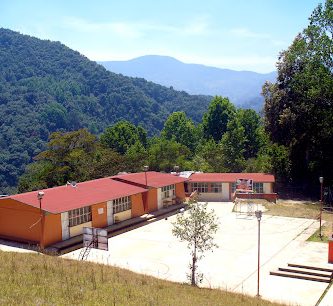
[{"xmin": 232, "ymin": 218, "xmax": 317, "ymax": 292}]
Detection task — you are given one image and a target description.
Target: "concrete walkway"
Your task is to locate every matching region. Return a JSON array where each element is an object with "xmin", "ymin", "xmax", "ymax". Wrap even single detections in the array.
[
  {"xmin": 319, "ymin": 282, "xmax": 333, "ymax": 306},
  {"xmin": 47, "ymin": 203, "xmax": 185, "ymax": 253},
  {"xmin": 63, "ymin": 202, "xmax": 333, "ymax": 306}
]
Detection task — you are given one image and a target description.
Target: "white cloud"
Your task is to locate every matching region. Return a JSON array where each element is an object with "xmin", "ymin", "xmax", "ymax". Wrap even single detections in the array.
[
  {"xmin": 62, "ymin": 17, "xmax": 143, "ymax": 38},
  {"xmin": 62, "ymin": 16, "xmax": 210, "ymax": 39}
]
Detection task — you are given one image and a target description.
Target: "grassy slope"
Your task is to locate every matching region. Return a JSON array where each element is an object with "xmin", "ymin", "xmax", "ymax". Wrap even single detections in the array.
[{"xmin": 0, "ymin": 251, "xmax": 283, "ymax": 306}]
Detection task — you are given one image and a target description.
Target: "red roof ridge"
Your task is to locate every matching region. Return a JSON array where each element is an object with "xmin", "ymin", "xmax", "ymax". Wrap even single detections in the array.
[{"xmin": 0, "ymin": 176, "xmax": 147, "ymax": 213}]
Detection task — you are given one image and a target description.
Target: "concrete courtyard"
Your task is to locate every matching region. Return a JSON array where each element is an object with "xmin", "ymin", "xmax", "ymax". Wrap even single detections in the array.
[{"xmin": 63, "ymin": 202, "xmax": 332, "ymax": 306}]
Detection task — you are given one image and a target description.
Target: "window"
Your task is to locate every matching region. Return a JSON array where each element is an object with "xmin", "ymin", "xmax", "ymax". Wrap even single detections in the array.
[
  {"xmin": 68, "ymin": 206, "xmax": 92, "ymax": 227},
  {"xmin": 162, "ymin": 184, "xmax": 175, "ymax": 199},
  {"xmin": 211, "ymin": 183, "xmax": 222, "ymax": 193},
  {"xmin": 113, "ymin": 196, "xmax": 131, "ymax": 214},
  {"xmin": 231, "ymin": 183, "xmax": 236, "ymax": 193},
  {"xmin": 192, "ymin": 182, "xmax": 208, "ymax": 193},
  {"xmin": 253, "ymin": 182, "xmax": 264, "ymax": 193}
]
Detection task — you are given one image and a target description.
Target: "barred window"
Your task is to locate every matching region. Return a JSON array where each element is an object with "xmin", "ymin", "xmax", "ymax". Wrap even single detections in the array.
[
  {"xmin": 253, "ymin": 182, "xmax": 264, "ymax": 193},
  {"xmin": 232, "ymin": 183, "xmax": 236, "ymax": 193},
  {"xmin": 161, "ymin": 184, "xmax": 175, "ymax": 199},
  {"xmin": 211, "ymin": 183, "xmax": 222, "ymax": 193},
  {"xmin": 68, "ymin": 206, "xmax": 92, "ymax": 227},
  {"xmin": 113, "ymin": 196, "xmax": 131, "ymax": 214},
  {"xmin": 192, "ymin": 182, "xmax": 208, "ymax": 193}
]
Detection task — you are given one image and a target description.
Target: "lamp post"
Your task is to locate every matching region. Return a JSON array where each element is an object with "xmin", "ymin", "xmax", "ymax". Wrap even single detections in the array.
[
  {"xmin": 37, "ymin": 191, "xmax": 45, "ymax": 249},
  {"xmin": 255, "ymin": 210, "xmax": 262, "ymax": 298},
  {"xmin": 143, "ymin": 165, "xmax": 149, "ymax": 188},
  {"xmin": 319, "ymin": 177, "xmax": 324, "ymax": 239},
  {"xmin": 174, "ymin": 165, "xmax": 179, "ymax": 174}
]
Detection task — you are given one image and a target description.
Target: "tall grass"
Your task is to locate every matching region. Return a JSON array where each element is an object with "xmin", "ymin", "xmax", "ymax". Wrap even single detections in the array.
[{"xmin": 0, "ymin": 251, "xmax": 283, "ymax": 305}]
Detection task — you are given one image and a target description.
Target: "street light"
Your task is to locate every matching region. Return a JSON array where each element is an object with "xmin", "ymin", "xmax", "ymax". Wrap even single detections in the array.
[
  {"xmin": 37, "ymin": 191, "xmax": 45, "ymax": 249},
  {"xmin": 255, "ymin": 210, "xmax": 262, "ymax": 298},
  {"xmin": 143, "ymin": 165, "xmax": 149, "ymax": 188},
  {"xmin": 319, "ymin": 177, "xmax": 324, "ymax": 239}
]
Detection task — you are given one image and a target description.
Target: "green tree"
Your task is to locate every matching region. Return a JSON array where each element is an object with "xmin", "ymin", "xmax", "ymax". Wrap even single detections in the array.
[
  {"xmin": 90, "ymin": 148, "xmax": 125, "ymax": 179},
  {"xmin": 192, "ymin": 139, "xmax": 224, "ymax": 172},
  {"xmin": 100, "ymin": 121, "xmax": 147, "ymax": 154},
  {"xmin": 148, "ymin": 138, "xmax": 191, "ymax": 172},
  {"xmin": 161, "ymin": 112, "xmax": 198, "ymax": 151},
  {"xmin": 237, "ymin": 109, "xmax": 264, "ymax": 159},
  {"xmin": 263, "ymin": 0, "xmax": 333, "ymax": 185},
  {"xmin": 220, "ymin": 118, "xmax": 246, "ymax": 172},
  {"xmin": 172, "ymin": 200, "xmax": 219, "ymax": 286},
  {"xmin": 41, "ymin": 102, "xmax": 68, "ymax": 132},
  {"xmin": 18, "ymin": 161, "xmax": 53, "ymax": 192},
  {"xmin": 124, "ymin": 141, "xmax": 148, "ymax": 172},
  {"xmin": 33, "ymin": 129, "xmax": 98, "ymax": 187},
  {"xmin": 202, "ymin": 96, "xmax": 236, "ymax": 142}
]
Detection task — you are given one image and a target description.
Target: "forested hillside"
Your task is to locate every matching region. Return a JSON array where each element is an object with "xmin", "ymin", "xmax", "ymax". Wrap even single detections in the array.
[
  {"xmin": 0, "ymin": 28, "xmax": 211, "ymax": 194},
  {"xmin": 100, "ymin": 55, "xmax": 277, "ymax": 110}
]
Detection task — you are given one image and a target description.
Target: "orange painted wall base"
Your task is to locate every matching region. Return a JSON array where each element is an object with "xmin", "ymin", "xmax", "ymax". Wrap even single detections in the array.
[{"xmin": 329, "ymin": 238, "xmax": 333, "ymax": 264}]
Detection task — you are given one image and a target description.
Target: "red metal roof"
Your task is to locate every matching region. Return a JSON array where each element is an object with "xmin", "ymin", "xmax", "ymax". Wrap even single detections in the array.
[
  {"xmin": 0, "ymin": 177, "xmax": 147, "ymax": 214},
  {"xmin": 112, "ymin": 171, "xmax": 187, "ymax": 188},
  {"xmin": 188, "ymin": 173, "xmax": 275, "ymax": 183}
]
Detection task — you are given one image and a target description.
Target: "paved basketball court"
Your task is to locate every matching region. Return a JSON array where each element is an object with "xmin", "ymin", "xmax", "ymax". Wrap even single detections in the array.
[{"xmin": 63, "ymin": 202, "xmax": 332, "ymax": 306}]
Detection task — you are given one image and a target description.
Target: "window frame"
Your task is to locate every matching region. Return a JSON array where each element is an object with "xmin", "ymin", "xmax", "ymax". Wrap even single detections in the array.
[
  {"xmin": 211, "ymin": 182, "xmax": 222, "ymax": 193},
  {"xmin": 68, "ymin": 206, "xmax": 92, "ymax": 227},
  {"xmin": 253, "ymin": 182, "xmax": 264, "ymax": 193},
  {"xmin": 113, "ymin": 196, "xmax": 132, "ymax": 214},
  {"xmin": 191, "ymin": 182, "xmax": 208, "ymax": 193},
  {"xmin": 161, "ymin": 184, "xmax": 175, "ymax": 199}
]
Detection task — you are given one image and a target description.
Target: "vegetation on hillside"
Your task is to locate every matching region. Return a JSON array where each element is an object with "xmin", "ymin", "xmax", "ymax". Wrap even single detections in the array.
[
  {"xmin": 263, "ymin": 0, "xmax": 333, "ymax": 190},
  {"xmin": 0, "ymin": 251, "xmax": 283, "ymax": 305},
  {"xmin": 18, "ymin": 97, "xmax": 281, "ymax": 192},
  {"xmin": 2, "ymin": 0, "xmax": 333, "ymax": 196},
  {"xmin": 0, "ymin": 28, "xmax": 210, "ymax": 194}
]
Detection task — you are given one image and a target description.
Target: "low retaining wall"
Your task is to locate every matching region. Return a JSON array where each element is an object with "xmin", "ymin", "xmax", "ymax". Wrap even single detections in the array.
[{"xmin": 233, "ymin": 192, "xmax": 278, "ymax": 203}]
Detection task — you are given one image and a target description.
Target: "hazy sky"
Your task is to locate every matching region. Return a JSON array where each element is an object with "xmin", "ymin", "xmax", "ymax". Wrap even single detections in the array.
[{"xmin": 0, "ymin": 0, "xmax": 324, "ymax": 73}]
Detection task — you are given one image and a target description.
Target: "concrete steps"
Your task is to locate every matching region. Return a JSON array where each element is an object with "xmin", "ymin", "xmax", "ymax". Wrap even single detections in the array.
[{"xmin": 270, "ymin": 263, "xmax": 333, "ymax": 283}]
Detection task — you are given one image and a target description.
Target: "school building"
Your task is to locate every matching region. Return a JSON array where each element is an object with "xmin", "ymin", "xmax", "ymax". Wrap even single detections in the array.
[
  {"xmin": 185, "ymin": 172, "xmax": 276, "ymax": 202},
  {"xmin": 0, "ymin": 172, "xmax": 186, "ymax": 247}
]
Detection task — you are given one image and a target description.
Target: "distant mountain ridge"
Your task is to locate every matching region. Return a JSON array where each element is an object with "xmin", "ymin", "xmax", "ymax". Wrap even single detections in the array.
[
  {"xmin": 100, "ymin": 55, "xmax": 277, "ymax": 110},
  {"xmin": 0, "ymin": 28, "xmax": 211, "ymax": 193}
]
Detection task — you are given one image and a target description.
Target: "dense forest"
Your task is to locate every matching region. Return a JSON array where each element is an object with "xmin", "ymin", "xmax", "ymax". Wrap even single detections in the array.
[
  {"xmin": 263, "ymin": 0, "xmax": 333, "ymax": 192},
  {"xmin": 0, "ymin": 28, "xmax": 210, "ymax": 194},
  {"xmin": 2, "ymin": 0, "xmax": 333, "ymax": 196},
  {"xmin": 18, "ymin": 100, "xmax": 286, "ymax": 193}
]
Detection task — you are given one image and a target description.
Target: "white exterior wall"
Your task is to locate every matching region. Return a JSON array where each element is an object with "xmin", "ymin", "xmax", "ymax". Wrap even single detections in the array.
[
  {"xmin": 222, "ymin": 183, "xmax": 230, "ymax": 200},
  {"xmin": 157, "ymin": 188, "xmax": 163, "ymax": 209},
  {"xmin": 114, "ymin": 210, "xmax": 131, "ymax": 222},
  {"xmin": 107, "ymin": 200, "xmax": 113, "ymax": 225},
  {"xmin": 263, "ymin": 183, "xmax": 272, "ymax": 194},
  {"xmin": 69, "ymin": 221, "xmax": 92, "ymax": 238},
  {"xmin": 61, "ymin": 212, "xmax": 70, "ymax": 240},
  {"xmin": 198, "ymin": 193, "xmax": 223, "ymax": 202}
]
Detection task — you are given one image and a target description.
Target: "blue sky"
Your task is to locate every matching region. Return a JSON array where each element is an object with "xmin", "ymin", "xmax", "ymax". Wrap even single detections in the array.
[{"xmin": 0, "ymin": 0, "xmax": 324, "ymax": 72}]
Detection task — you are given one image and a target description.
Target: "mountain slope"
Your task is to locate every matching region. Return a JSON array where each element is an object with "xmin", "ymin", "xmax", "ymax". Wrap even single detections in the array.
[
  {"xmin": 100, "ymin": 55, "xmax": 277, "ymax": 109},
  {"xmin": 0, "ymin": 29, "xmax": 211, "ymax": 193}
]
